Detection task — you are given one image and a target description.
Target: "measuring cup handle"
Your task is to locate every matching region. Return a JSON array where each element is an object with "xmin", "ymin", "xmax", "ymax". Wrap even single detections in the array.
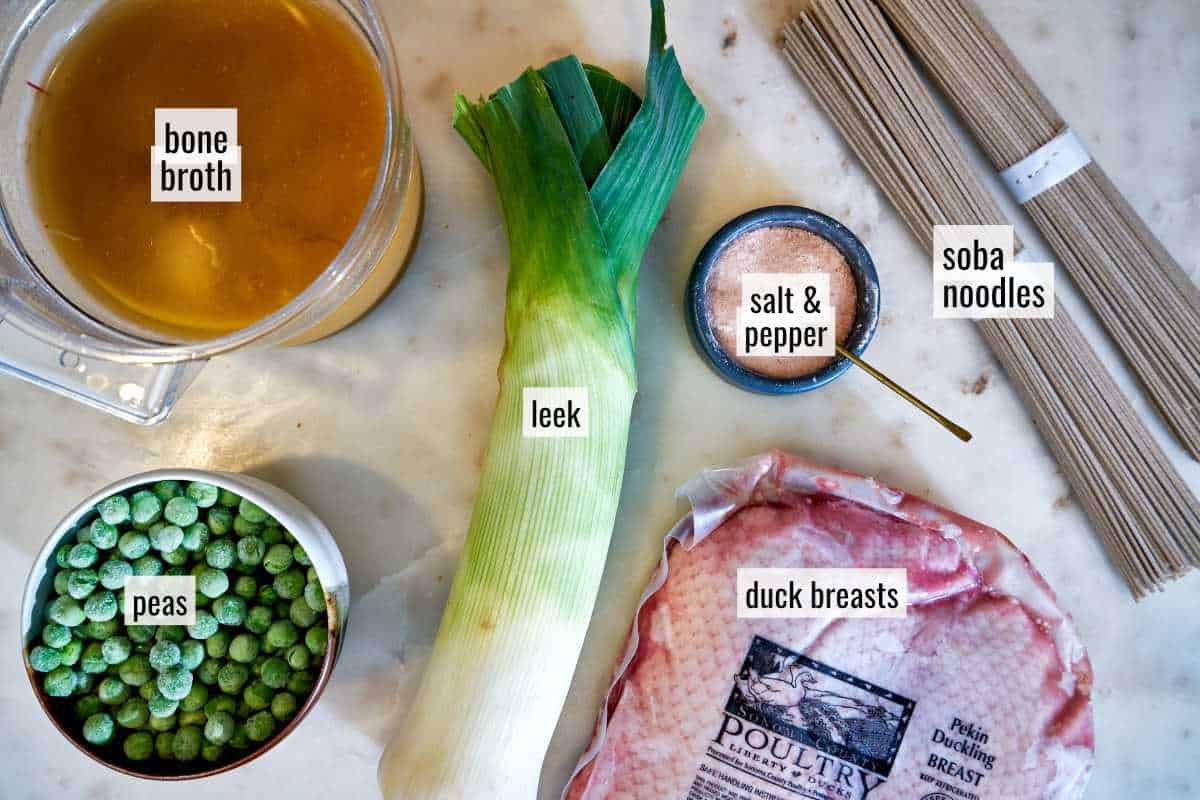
[{"xmin": 0, "ymin": 318, "xmax": 205, "ymax": 424}]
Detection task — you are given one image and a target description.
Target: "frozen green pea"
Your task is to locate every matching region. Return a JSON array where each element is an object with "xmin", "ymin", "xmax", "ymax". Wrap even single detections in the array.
[
  {"xmin": 179, "ymin": 709, "xmax": 206, "ymax": 728},
  {"xmin": 98, "ymin": 559, "xmax": 133, "ymax": 591},
  {"xmin": 228, "ymin": 725, "xmax": 250, "ymax": 750},
  {"xmin": 102, "ymin": 636, "xmax": 131, "ymax": 665},
  {"xmin": 81, "ymin": 642, "xmax": 108, "ymax": 674},
  {"xmin": 131, "ymin": 494, "xmax": 163, "ymax": 527},
  {"xmin": 207, "ymin": 507, "xmax": 233, "ymax": 535},
  {"xmin": 118, "ymin": 654, "xmax": 153, "ymax": 687},
  {"xmin": 274, "ymin": 601, "xmax": 291, "ymax": 620},
  {"xmin": 157, "ymin": 665, "xmax": 194, "ymax": 701},
  {"xmin": 127, "ymin": 624, "xmax": 156, "ymax": 644},
  {"xmin": 181, "ymin": 522, "xmax": 209, "ymax": 552},
  {"xmin": 245, "ymin": 606, "xmax": 273, "ymax": 635},
  {"xmin": 59, "ymin": 638, "xmax": 83, "ymax": 667},
  {"xmin": 162, "ymin": 547, "xmax": 189, "ymax": 566},
  {"xmin": 84, "ymin": 590, "xmax": 118, "ymax": 622},
  {"xmin": 42, "ymin": 622, "xmax": 72, "ymax": 649},
  {"xmin": 179, "ymin": 614, "xmax": 213, "ymax": 647},
  {"xmin": 292, "ymin": 545, "xmax": 311, "ymax": 567},
  {"xmin": 167, "ymin": 565, "xmax": 188, "ymax": 578},
  {"xmin": 201, "ymin": 742, "xmax": 224, "ymax": 762},
  {"xmin": 262, "ymin": 543, "xmax": 293, "ymax": 575},
  {"xmin": 180, "ymin": 683, "xmax": 209, "ymax": 712},
  {"xmin": 196, "ymin": 659, "xmax": 221, "ymax": 686},
  {"xmin": 55, "ymin": 545, "xmax": 73, "ymax": 569},
  {"xmin": 285, "ymin": 644, "xmax": 311, "ymax": 671},
  {"xmin": 261, "ymin": 526, "xmax": 284, "ymax": 546},
  {"xmin": 233, "ymin": 515, "xmax": 263, "ymax": 537},
  {"xmin": 164, "ymin": 496, "xmax": 199, "ymax": 527},
  {"xmin": 203, "ymin": 710, "xmax": 236, "ymax": 745},
  {"xmin": 212, "ymin": 595, "xmax": 247, "ymax": 626},
  {"xmin": 132, "ymin": 554, "xmax": 163, "ymax": 576},
  {"xmin": 66, "ymin": 568, "xmax": 98, "ymax": 600},
  {"xmin": 74, "ymin": 693, "xmax": 103, "ymax": 720},
  {"xmin": 205, "ymin": 539, "xmax": 236, "ymax": 569},
  {"xmin": 97, "ymin": 676, "xmax": 130, "ymax": 705},
  {"xmin": 149, "ymin": 641, "xmax": 181, "ymax": 671},
  {"xmin": 179, "ymin": 640, "xmax": 205, "ymax": 672},
  {"xmin": 186, "ymin": 482, "xmax": 219, "ymax": 509},
  {"xmin": 75, "ymin": 526, "xmax": 91, "ymax": 544},
  {"xmin": 244, "ymin": 710, "xmax": 276, "ymax": 742},
  {"xmin": 304, "ymin": 582, "xmax": 324, "ymax": 613},
  {"xmin": 81, "ymin": 618, "xmax": 120, "ymax": 641},
  {"xmin": 243, "ymin": 680, "xmax": 274, "ymax": 711},
  {"xmin": 149, "ymin": 712, "xmax": 177, "ymax": 732},
  {"xmin": 116, "ymin": 697, "xmax": 149, "ymax": 728},
  {"xmin": 53, "ymin": 570, "xmax": 70, "ymax": 595},
  {"xmin": 257, "ymin": 584, "xmax": 279, "ymax": 606},
  {"xmin": 124, "ymin": 731, "xmax": 154, "ymax": 760},
  {"xmin": 307, "ymin": 623, "xmax": 326, "ymax": 657},
  {"xmin": 149, "ymin": 524, "xmax": 184, "ymax": 553},
  {"xmin": 153, "ymin": 480, "xmax": 183, "ymax": 502},
  {"xmin": 48, "ymin": 595, "xmax": 85, "ymax": 627},
  {"xmin": 97, "ymin": 494, "xmax": 131, "ymax": 525},
  {"xmin": 154, "ymin": 730, "xmax": 175, "ymax": 759},
  {"xmin": 197, "ymin": 567, "xmax": 229, "ymax": 599},
  {"xmin": 83, "ymin": 712, "xmax": 115, "ymax": 745},
  {"xmin": 236, "ymin": 536, "xmax": 265, "ymax": 566},
  {"xmin": 75, "ymin": 672, "xmax": 95, "ymax": 695},
  {"xmin": 205, "ymin": 694, "xmax": 237, "ymax": 717},
  {"xmin": 147, "ymin": 687, "xmax": 179, "ymax": 718},
  {"xmin": 289, "ymin": 597, "xmax": 318, "ymax": 628},
  {"xmin": 274, "ymin": 568, "xmax": 304, "ymax": 599},
  {"xmin": 217, "ymin": 662, "xmax": 250, "ymax": 694},
  {"xmin": 29, "ymin": 645, "xmax": 62, "ymax": 672},
  {"xmin": 286, "ymin": 670, "xmax": 314, "ymax": 695},
  {"xmin": 229, "ymin": 634, "xmax": 260, "ymax": 663},
  {"xmin": 139, "ymin": 681, "xmax": 157, "ymax": 701},
  {"xmin": 88, "ymin": 519, "xmax": 119, "ymax": 550},
  {"xmin": 233, "ymin": 575, "xmax": 257, "ymax": 599},
  {"xmin": 217, "ymin": 488, "xmax": 241, "ymax": 508},
  {"xmin": 237, "ymin": 498, "xmax": 269, "ymax": 524},
  {"xmin": 156, "ymin": 625, "xmax": 186, "ymax": 643},
  {"xmin": 118, "ymin": 531, "xmax": 151, "ymax": 560},
  {"xmin": 204, "ymin": 630, "xmax": 232, "ymax": 660},
  {"xmin": 270, "ymin": 691, "xmax": 298, "ymax": 722},
  {"xmin": 67, "ymin": 542, "xmax": 98, "ymax": 569},
  {"xmin": 260, "ymin": 657, "xmax": 290, "ymax": 690},
  {"xmin": 265, "ymin": 620, "xmax": 298, "ymax": 650}
]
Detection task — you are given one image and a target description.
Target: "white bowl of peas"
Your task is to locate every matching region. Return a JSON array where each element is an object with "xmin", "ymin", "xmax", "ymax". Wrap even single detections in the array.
[{"xmin": 20, "ymin": 469, "xmax": 349, "ymax": 779}]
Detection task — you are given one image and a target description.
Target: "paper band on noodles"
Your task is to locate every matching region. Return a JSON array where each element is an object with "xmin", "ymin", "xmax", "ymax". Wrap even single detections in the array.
[{"xmin": 999, "ymin": 127, "xmax": 1092, "ymax": 204}]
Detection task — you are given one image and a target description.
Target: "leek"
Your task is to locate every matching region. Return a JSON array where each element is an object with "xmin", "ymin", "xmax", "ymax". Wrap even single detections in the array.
[{"xmin": 377, "ymin": 2, "xmax": 702, "ymax": 797}]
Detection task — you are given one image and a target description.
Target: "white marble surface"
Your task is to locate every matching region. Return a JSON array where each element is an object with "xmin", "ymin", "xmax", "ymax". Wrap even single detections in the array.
[{"xmin": 1, "ymin": 0, "xmax": 1198, "ymax": 798}]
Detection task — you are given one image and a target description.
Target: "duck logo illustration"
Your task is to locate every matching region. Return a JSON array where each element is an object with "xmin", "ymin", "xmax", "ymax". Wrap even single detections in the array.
[{"xmin": 726, "ymin": 636, "xmax": 915, "ymax": 777}]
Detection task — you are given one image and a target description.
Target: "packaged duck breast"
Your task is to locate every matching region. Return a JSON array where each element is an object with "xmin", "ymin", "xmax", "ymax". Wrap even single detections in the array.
[{"xmin": 564, "ymin": 451, "xmax": 1094, "ymax": 800}]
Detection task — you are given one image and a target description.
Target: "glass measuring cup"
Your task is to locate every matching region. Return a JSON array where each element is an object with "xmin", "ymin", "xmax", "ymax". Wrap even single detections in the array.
[{"xmin": 0, "ymin": 0, "xmax": 421, "ymax": 424}]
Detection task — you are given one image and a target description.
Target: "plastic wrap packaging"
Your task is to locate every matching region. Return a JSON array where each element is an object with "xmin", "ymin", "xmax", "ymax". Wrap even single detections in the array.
[{"xmin": 564, "ymin": 451, "xmax": 1094, "ymax": 800}]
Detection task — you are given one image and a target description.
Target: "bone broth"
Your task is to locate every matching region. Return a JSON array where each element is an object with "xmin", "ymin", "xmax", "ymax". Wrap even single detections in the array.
[{"xmin": 27, "ymin": 0, "xmax": 387, "ymax": 340}]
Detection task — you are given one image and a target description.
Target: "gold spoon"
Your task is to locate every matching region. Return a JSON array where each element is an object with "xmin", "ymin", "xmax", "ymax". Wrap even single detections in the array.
[{"xmin": 836, "ymin": 345, "xmax": 973, "ymax": 442}]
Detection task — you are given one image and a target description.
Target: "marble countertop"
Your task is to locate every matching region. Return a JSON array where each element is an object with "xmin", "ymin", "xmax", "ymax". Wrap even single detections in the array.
[{"xmin": 1, "ymin": 0, "xmax": 1198, "ymax": 798}]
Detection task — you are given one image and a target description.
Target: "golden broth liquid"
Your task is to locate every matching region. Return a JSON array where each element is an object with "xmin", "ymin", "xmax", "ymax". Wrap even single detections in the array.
[{"xmin": 28, "ymin": 0, "xmax": 386, "ymax": 340}]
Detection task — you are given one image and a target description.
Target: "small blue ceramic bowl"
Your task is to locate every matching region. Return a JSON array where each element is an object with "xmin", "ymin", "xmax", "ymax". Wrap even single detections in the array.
[{"xmin": 686, "ymin": 205, "xmax": 880, "ymax": 394}]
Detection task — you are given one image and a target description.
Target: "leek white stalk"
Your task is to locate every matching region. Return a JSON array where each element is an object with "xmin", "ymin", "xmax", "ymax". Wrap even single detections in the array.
[{"xmin": 378, "ymin": 3, "xmax": 702, "ymax": 797}]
